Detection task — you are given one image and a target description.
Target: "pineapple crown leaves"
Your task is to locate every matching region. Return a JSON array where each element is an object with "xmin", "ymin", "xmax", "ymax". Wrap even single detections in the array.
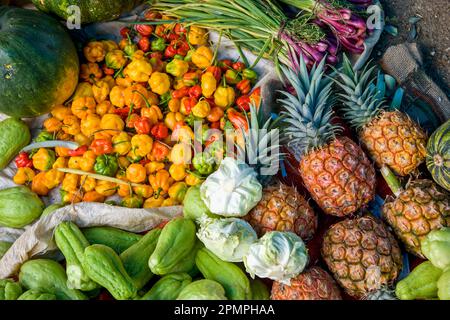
[
  {"xmin": 278, "ymin": 55, "xmax": 341, "ymax": 155},
  {"xmin": 333, "ymin": 54, "xmax": 387, "ymax": 129},
  {"xmin": 236, "ymin": 101, "xmax": 284, "ymax": 183}
]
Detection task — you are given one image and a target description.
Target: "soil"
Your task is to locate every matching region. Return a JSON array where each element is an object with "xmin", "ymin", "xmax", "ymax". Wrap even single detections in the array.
[{"xmin": 376, "ymin": 0, "xmax": 450, "ymax": 96}]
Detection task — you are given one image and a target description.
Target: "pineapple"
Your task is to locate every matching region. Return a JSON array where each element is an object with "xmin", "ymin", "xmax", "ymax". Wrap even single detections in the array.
[
  {"xmin": 271, "ymin": 266, "xmax": 342, "ymax": 300},
  {"xmin": 382, "ymin": 179, "xmax": 450, "ymax": 258},
  {"xmin": 335, "ymin": 55, "xmax": 427, "ymax": 176},
  {"xmin": 279, "ymin": 55, "xmax": 376, "ymax": 217},
  {"xmin": 321, "ymin": 215, "xmax": 403, "ymax": 298},
  {"xmin": 240, "ymin": 102, "xmax": 318, "ymax": 240},
  {"xmin": 245, "ymin": 183, "xmax": 318, "ymax": 240}
]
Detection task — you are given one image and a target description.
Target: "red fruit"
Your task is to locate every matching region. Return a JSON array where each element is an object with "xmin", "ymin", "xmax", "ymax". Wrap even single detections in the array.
[
  {"xmin": 120, "ymin": 27, "xmax": 131, "ymax": 39},
  {"xmin": 135, "ymin": 24, "xmax": 153, "ymax": 37},
  {"xmin": 138, "ymin": 37, "xmax": 151, "ymax": 52},
  {"xmin": 232, "ymin": 61, "xmax": 246, "ymax": 72}
]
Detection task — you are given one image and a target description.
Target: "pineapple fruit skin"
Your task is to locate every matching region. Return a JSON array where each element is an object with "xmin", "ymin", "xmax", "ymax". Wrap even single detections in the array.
[
  {"xmin": 360, "ymin": 110, "xmax": 427, "ymax": 176},
  {"xmin": 299, "ymin": 136, "xmax": 376, "ymax": 217},
  {"xmin": 245, "ymin": 184, "xmax": 318, "ymax": 241},
  {"xmin": 321, "ymin": 216, "xmax": 403, "ymax": 298},
  {"xmin": 271, "ymin": 266, "xmax": 342, "ymax": 300},
  {"xmin": 382, "ymin": 179, "xmax": 450, "ymax": 258}
]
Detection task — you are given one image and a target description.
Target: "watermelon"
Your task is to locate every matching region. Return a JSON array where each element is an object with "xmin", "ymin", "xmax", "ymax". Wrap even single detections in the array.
[
  {"xmin": 426, "ymin": 119, "xmax": 450, "ymax": 191},
  {"xmin": 0, "ymin": 6, "xmax": 79, "ymax": 118},
  {"xmin": 32, "ymin": 0, "xmax": 142, "ymax": 24}
]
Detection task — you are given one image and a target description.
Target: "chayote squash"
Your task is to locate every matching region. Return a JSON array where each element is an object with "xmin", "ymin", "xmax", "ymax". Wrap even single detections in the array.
[
  {"xmin": 41, "ymin": 203, "xmax": 65, "ymax": 217},
  {"xmin": 149, "ymin": 218, "xmax": 197, "ymax": 275},
  {"xmin": 0, "ymin": 118, "xmax": 31, "ymax": 169},
  {"xmin": 82, "ymin": 226, "xmax": 142, "ymax": 254},
  {"xmin": 18, "ymin": 290, "xmax": 56, "ymax": 300},
  {"xmin": 438, "ymin": 268, "xmax": 450, "ymax": 300},
  {"xmin": 396, "ymin": 261, "xmax": 443, "ymax": 300},
  {"xmin": 0, "ymin": 240, "xmax": 12, "ymax": 258},
  {"xmin": 196, "ymin": 247, "xmax": 252, "ymax": 300},
  {"xmin": 141, "ymin": 273, "xmax": 192, "ymax": 300},
  {"xmin": 183, "ymin": 185, "xmax": 218, "ymax": 222},
  {"xmin": 0, "ymin": 186, "xmax": 45, "ymax": 228},
  {"xmin": 54, "ymin": 221, "xmax": 99, "ymax": 291},
  {"xmin": 250, "ymin": 279, "xmax": 270, "ymax": 300},
  {"xmin": 19, "ymin": 259, "xmax": 87, "ymax": 300},
  {"xmin": 120, "ymin": 228, "xmax": 161, "ymax": 290},
  {"xmin": 177, "ymin": 279, "xmax": 227, "ymax": 300},
  {"xmin": 83, "ymin": 244, "xmax": 137, "ymax": 300},
  {"xmin": 0, "ymin": 279, "xmax": 23, "ymax": 300}
]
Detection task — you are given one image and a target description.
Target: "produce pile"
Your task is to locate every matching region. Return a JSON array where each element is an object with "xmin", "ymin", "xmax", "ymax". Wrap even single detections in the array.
[{"xmin": 0, "ymin": 1, "xmax": 449, "ymax": 301}]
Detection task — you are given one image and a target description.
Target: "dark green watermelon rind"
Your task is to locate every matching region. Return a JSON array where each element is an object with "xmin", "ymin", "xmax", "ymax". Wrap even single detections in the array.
[
  {"xmin": 426, "ymin": 119, "xmax": 450, "ymax": 191},
  {"xmin": 0, "ymin": 6, "xmax": 79, "ymax": 118}
]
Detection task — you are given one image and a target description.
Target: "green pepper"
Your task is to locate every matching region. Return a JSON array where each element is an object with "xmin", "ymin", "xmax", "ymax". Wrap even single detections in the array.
[
  {"xmin": 166, "ymin": 59, "xmax": 189, "ymax": 78},
  {"xmin": 242, "ymin": 68, "xmax": 258, "ymax": 81},
  {"xmin": 173, "ymin": 54, "xmax": 184, "ymax": 61},
  {"xmin": 185, "ymin": 114, "xmax": 203, "ymax": 128},
  {"xmin": 225, "ymin": 69, "xmax": 241, "ymax": 85},
  {"xmin": 124, "ymin": 43, "xmax": 138, "ymax": 57},
  {"xmin": 94, "ymin": 154, "xmax": 118, "ymax": 177},
  {"xmin": 121, "ymin": 195, "xmax": 143, "ymax": 208},
  {"xmin": 192, "ymin": 152, "xmax": 215, "ymax": 176},
  {"xmin": 151, "ymin": 38, "xmax": 166, "ymax": 52},
  {"xmin": 184, "ymin": 49, "xmax": 195, "ymax": 62},
  {"xmin": 34, "ymin": 130, "xmax": 54, "ymax": 142}
]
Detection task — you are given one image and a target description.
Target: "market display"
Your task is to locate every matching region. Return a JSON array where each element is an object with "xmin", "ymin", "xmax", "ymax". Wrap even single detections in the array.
[{"xmin": 0, "ymin": 0, "xmax": 449, "ymax": 302}]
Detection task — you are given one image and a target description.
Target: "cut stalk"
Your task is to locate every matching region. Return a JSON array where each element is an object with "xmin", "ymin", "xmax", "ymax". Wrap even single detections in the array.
[{"xmin": 380, "ymin": 165, "xmax": 403, "ymax": 197}]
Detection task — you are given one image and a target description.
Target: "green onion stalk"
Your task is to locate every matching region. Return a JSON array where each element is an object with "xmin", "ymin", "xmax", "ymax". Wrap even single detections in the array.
[{"xmin": 148, "ymin": 0, "xmax": 338, "ymax": 71}]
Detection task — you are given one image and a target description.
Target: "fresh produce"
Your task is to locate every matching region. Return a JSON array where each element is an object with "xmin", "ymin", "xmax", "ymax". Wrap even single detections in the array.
[
  {"xmin": 196, "ymin": 217, "xmax": 257, "ymax": 262},
  {"xmin": 176, "ymin": 279, "xmax": 227, "ymax": 300},
  {"xmin": 279, "ymin": 56, "xmax": 376, "ymax": 217},
  {"xmin": 200, "ymin": 157, "xmax": 262, "ymax": 217},
  {"xmin": 17, "ymin": 290, "xmax": 56, "ymax": 300},
  {"xmin": 0, "ymin": 7, "xmax": 79, "ymax": 117},
  {"xmin": 54, "ymin": 221, "xmax": 98, "ymax": 291},
  {"xmin": 271, "ymin": 266, "xmax": 342, "ymax": 300},
  {"xmin": 32, "ymin": 0, "xmax": 141, "ymax": 24},
  {"xmin": 0, "ymin": 279, "xmax": 23, "ymax": 300},
  {"xmin": 381, "ymin": 171, "xmax": 450, "ymax": 258},
  {"xmin": 0, "ymin": 241, "xmax": 12, "ymax": 258},
  {"xmin": 41, "ymin": 204, "xmax": 64, "ymax": 217},
  {"xmin": 182, "ymin": 185, "xmax": 218, "ymax": 221},
  {"xmin": 321, "ymin": 216, "xmax": 403, "ymax": 298},
  {"xmin": 0, "ymin": 186, "xmax": 45, "ymax": 228},
  {"xmin": 335, "ymin": 56, "xmax": 427, "ymax": 176},
  {"xmin": 82, "ymin": 244, "xmax": 137, "ymax": 300},
  {"xmin": 82, "ymin": 226, "xmax": 142, "ymax": 254},
  {"xmin": 426, "ymin": 119, "xmax": 450, "ymax": 191},
  {"xmin": 196, "ymin": 248, "xmax": 252, "ymax": 300},
  {"xmin": 19, "ymin": 259, "xmax": 87, "ymax": 300},
  {"xmin": 395, "ymin": 261, "xmax": 443, "ymax": 300},
  {"xmin": 437, "ymin": 269, "xmax": 450, "ymax": 300},
  {"xmin": 249, "ymin": 279, "xmax": 270, "ymax": 300},
  {"xmin": 141, "ymin": 273, "xmax": 192, "ymax": 300},
  {"xmin": 0, "ymin": 118, "xmax": 31, "ymax": 170},
  {"xmin": 120, "ymin": 228, "xmax": 161, "ymax": 290},
  {"xmin": 149, "ymin": 218, "xmax": 197, "ymax": 275},
  {"xmin": 243, "ymin": 231, "xmax": 308, "ymax": 285},
  {"xmin": 421, "ymin": 227, "xmax": 450, "ymax": 270},
  {"xmin": 245, "ymin": 183, "xmax": 318, "ymax": 240}
]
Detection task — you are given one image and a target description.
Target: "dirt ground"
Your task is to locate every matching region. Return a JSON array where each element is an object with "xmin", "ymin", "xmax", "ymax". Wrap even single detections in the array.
[{"xmin": 376, "ymin": 0, "xmax": 450, "ymax": 96}]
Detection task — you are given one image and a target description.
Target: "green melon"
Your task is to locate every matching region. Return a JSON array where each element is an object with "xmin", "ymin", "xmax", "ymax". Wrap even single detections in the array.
[
  {"xmin": 32, "ymin": 0, "xmax": 142, "ymax": 24},
  {"xmin": 0, "ymin": 6, "xmax": 79, "ymax": 118},
  {"xmin": 426, "ymin": 119, "xmax": 450, "ymax": 191}
]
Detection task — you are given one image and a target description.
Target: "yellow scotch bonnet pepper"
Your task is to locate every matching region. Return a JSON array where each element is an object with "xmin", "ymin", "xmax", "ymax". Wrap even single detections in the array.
[
  {"xmin": 169, "ymin": 164, "xmax": 187, "ymax": 182},
  {"xmin": 168, "ymin": 181, "xmax": 188, "ymax": 202},
  {"xmin": 101, "ymin": 40, "xmax": 119, "ymax": 52},
  {"xmin": 201, "ymin": 72, "xmax": 217, "ymax": 98},
  {"xmin": 141, "ymin": 105, "xmax": 163, "ymax": 125},
  {"xmin": 170, "ymin": 143, "xmax": 192, "ymax": 165},
  {"xmin": 149, "ymin": 169, "xmax": 173, "ymax": 198},
  {"xmin": 192, "ymin": 46, "xmax": 213, "ymax": 69},
  {"xmin": 105, "ymin": 50, "xmax": 127, "ymax": 70},
  {"xmin": 92, "ymin": 80, "xmax": 110, "ymax": 103},
  {"xmin": 124, "ymin": 59, "xmax": 153, "ymax": 82},
  {"xmin": 13, "ymin": 167, "xmax": 35, "ymax": 185},
  {"xmin": 81, "ymin": 114, "xmax": 101, "ymax": 138},
  {"xmin": 192, "ymin": 100, "xmax": 211, "ymax": 118},
  {"xmin": 214, "ymin": 86, "xmax": 235, "ymax": 108},
  {"xmin": 32, "ymin": 148, "xmax": 56, "ymax": 171},
  {"xmin": 166, "ymin": 59, "xmax": 189, "ymax": 78},
  {"xmin": 149, "ymin": 72, "xmax": 171, "ymax": 95},
  {"xmin": 95, "ymin": 180, "xmax": 117, "ymax": 197},
  {"xmin": 112, "ymin": 132, "xmax": 131, "ymax": 155},
  {"xmin": 32, "ymin": 172, "xmax": 49, "ymax": 196},
  {"xmin": 188, "ymin": 26, "xmax": 208, "ymax": 46},
  {"xmin": 144, "ymin": 196, "xmax": 164, "ymax": 208},
  {"xmin": 131, "ymin": 134, "xmax": 153, "ymax": 158},
  {"xmin": 100, "ymin": 114, "xmax": 125, "ymax": 136},
  {"xmin": 84, "ymin": 41, "xmax": 106, "ymax": 63},
  {"xmin": 110, "ymin": 86, "xmax": 126, "ymax": 108}
]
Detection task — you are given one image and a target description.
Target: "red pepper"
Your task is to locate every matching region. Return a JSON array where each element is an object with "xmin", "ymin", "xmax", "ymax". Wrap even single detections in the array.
[
  {"xmin": 232, "ymin": 62, "xmax": 246, "ymax": 72},
  {"xmin": 176, "ymin": 41, "xmax": 190, "ymax": 56},
  {"xmin": 151, "ymin": 122, "xmax": 169, "ymax": 140},
  {"xmin": 174, "ymin": 23, "xmax": 187, "ymax": 35},
  {"xmin": 126, "ymin": 113, "xmax": 140, "ymax": 129},
  {"xmin": 167, "ymin": 33, "xmax": 180, "ymax": 41},
  {"xmin": 68, "ymin": 145, "xmax": 88, "ymax": 157},
  {"xmin": 90, "ymin": 139, "xmax": 113, "ymax": 155},
  {"xmin": 135, "ymin": 24, "xmax": 153, "ymax": 37},
  {"xmin": 236, "ymin": 79, "xmax": 251, "ymax": 95},
  {"xmin": 154, "ymin": 25, "xmax": 165, "ymax": 37},
  {"xmin": 139, "ymin": 158, "xmax": 151, "ymax": 166},
  {"xmin": 218, "ymin": 59, "xmax": 233, "ymax": 72},
  {"xmin": 205, "ymin": 98, "xmax": 216, "ymax": 109},
  {"xmin": 188, "ymin": 85, "xmax": 202, "ymax": 99},
  {"xmin": 113, "ymin": 107, "xmax": 131, "ymax": 119},
  {"xmin": 150, "ymin": 52, "xmax": 163, "ymax": 60},
  {"xmin": 227, "ymin": 109, "xmax": 248, "ymax": 131},
  {"xmin": 15, "ymin": 152, "xmax": 33, "ymax": 168},
  {"xmin": 236, "ymin": 95, "xmax": 251, "ymax": 112},
  {"xmin": 172, "ymin": 87, "xmax": 190, "ymax": 99},
  {"xmin": 183, "ymin": 97, "xmax": 197, "ymax": 115},
  {"xmin": 206, "ymin": 66, "xmax": 222, "ymax": 82},
  {"xmin": 138, "ymin": 37, "xmax": 151, "ymax": 52},
  {"xmin": 102, "ymin": 64, "xmax": 115, "ymax": 76},
  {"xmin": 134, "ymin": 117, "xmax": 151, "ymax": 134},
  {"xmin": 210, "ymin": 121, "xmax": 220, "ymax": 130},
  {"xmin": 249, "ymin": 87, "xmax": 261, "ymax": 107},
  {"xmin": 183, "ymin": 71, "xmax": 200, "ymax": 86},
  {"xmin": 120, "ymin": 27, "xmax": 131, "ymax": 39},
  {"xmin": 144, "ymin": 11, "xmax": 161, "ymax": 20},
  {"xmin": 164, "ymin": 45, "xmax": 177, "ymax": 59}
]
